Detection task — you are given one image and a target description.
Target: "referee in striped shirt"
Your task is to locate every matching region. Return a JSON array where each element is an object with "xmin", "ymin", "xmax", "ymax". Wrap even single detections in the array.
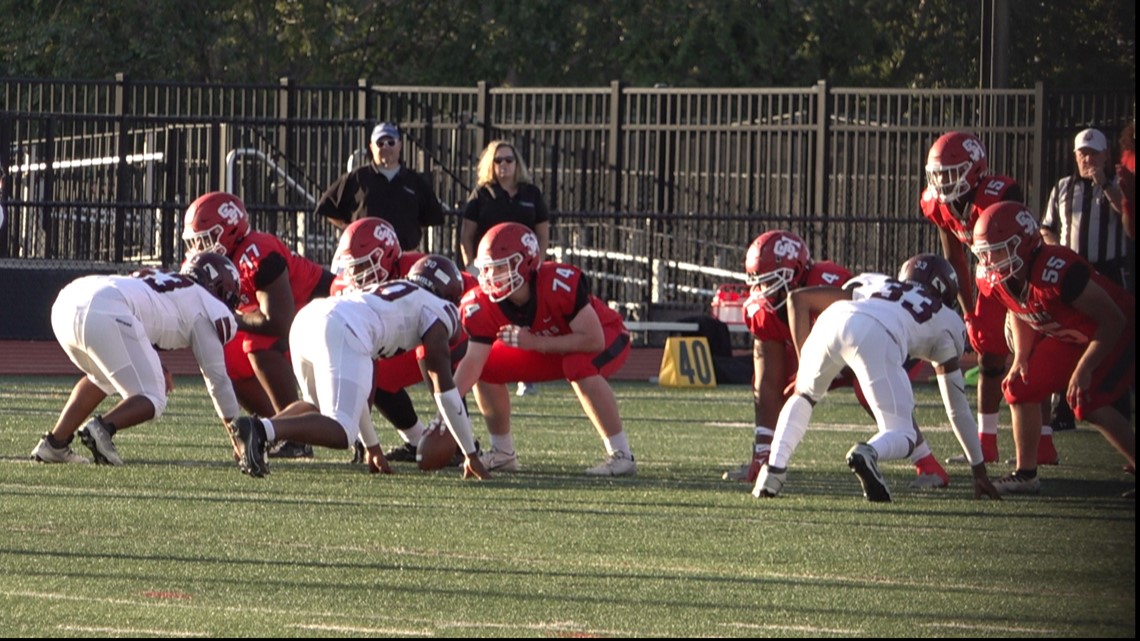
[
  {"xmin": 1041, "ymin": 128, "xmax": 1130, "ymax": 288},
  {"xmin": 1040, "ymin": 127, "xmax": 1133, "ymax": 432}
]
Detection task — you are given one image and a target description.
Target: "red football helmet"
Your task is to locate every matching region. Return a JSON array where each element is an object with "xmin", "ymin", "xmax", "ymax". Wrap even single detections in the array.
[
  {"xmin": 182, "ymin": 191, "xmax": 251, "ymax": 257},
  {"xmin": 898, "ymin": 252, "xmax": 959, "ymax": 307},
  {"xmin": 475, "ymin": 222, "xmax": 541, "ymax": 302},
  {"xmin": 334, "ymin": 218, "xmax": 402, "ymax": 290},
  {"xmin": 180, "ymin": 251, "xmax": 241, "ymax": 310},
  {"xmin": 406, "ymin": 254, "xmax": 465, "ymax": 304},
  {"xmin": 971, "ymin": 201, "xmax": 1042, "ymax": 287},
  {"xmin": 744, "ymin": 230, "xmax": 812, "ymax": 310},
  {"xmin": 925, "ymin": 131, "xmax": 989, "ymax": 204}
]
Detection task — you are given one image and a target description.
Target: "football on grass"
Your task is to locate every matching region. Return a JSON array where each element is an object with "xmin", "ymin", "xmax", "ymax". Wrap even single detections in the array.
[{"xmin": 416, "ymin": 426, "xmax": 460, "ymax": 471}]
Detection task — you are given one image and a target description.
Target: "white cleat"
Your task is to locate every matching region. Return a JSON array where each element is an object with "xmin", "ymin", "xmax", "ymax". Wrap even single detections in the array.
[
  {"xmin": 752, "ymin": 465, "xmax": 786, "ymax": 498},
  {"xmin": 585, "ymin": 451, "xmax": 637, "ymax": 476},
  {"xmin": 30, "ymin": 435, "xmax": 91, "ymax": 464}
]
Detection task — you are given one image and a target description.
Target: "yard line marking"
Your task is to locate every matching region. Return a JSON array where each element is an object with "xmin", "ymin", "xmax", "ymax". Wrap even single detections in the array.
[
  {"xmin": 724, "ymin": 622, "xmax": 863, "ymax": 635},
  {"xmin": 923, "ymin": 622, "xmax": 1061, "ymax": 634},
  {"xmin": 293, "ymin": 623, "xmax": 431, "ymax": 636},
  {"xmin": 60, "ymin": 625, "xmax": 207, "ymax": 637},
  {"xmin": 703, "ymin": 421, "xmax": 960, "ymax": 432}
]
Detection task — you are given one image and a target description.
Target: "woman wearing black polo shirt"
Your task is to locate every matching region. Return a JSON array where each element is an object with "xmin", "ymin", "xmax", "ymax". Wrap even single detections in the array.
[{"xmin": 461, "ymin": 140, "xmax": 550, "ymax": 397}]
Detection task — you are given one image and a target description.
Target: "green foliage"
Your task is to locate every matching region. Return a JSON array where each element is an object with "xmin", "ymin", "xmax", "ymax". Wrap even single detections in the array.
[
  {"xmin": 0, "ymin": 376, "xmax": 1134, "ymax": 636},
  {"xmin": 0, "ymin": 0, "xmax": 1133, "ymax": 88}
]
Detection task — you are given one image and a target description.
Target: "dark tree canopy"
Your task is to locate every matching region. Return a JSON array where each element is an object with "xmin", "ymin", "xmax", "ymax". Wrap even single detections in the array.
[{"xmin": 1, "ymin": 0, "xmax": 1133, "ymax": 90}]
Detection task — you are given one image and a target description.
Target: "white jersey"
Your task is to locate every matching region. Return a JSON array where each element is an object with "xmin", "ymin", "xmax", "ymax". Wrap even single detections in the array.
[
  {"xmin": 55, "ymin": 272, "xmax": 239, "ymax": 420},
  {"xmin": 844, "ymin": 272, "xmax": 966, "ymax": 366},
  {"xmin": 302, "ymin": 280, "xmax": 460, "ymax": 360}
]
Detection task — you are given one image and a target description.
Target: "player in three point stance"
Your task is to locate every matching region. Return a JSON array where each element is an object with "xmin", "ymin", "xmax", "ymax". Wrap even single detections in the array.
[
  {"xmin": 227, "ymin": 255, "xmax": 488, "ymax": 480},
  {"xmin": 330, "ymin": 217, "xmax": 477, "ymax": 466},
  {"xmin": 753, "ymin": 253, "xmax": 1001, "ymax": 502},
  {"xmin": 182, "ymin": 191, "xmax": 335, "ymax": 459},
  {"xmin": 452, "ymin": 222, "xmax": 637, "ymax": 476},
  {"xmin": 32, "ymin": 253, "xmax": 242, "ymax": 465},
  {"xmin": 726, "ymin": 230, "xmax": 951, "ymax": 489},
  {"xmin": 971, "ymin": 201, "xmax": 1135, "ymax": 495}
]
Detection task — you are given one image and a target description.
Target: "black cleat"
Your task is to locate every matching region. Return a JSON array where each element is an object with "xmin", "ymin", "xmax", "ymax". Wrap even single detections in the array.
[
  {"xmin": 231, "ymin": 417, "xmax": 270, "ymax": 478},
  {"xmin": 846, "ymin": 443, "xmax": 892, "ymax": 503},
  {"xmin": 267, "ymin": 440, "xmax": 314, "ymax": 459},
  {"xmin": 384, "ymin": 442, "xmax": 418, "ymax": 463}
]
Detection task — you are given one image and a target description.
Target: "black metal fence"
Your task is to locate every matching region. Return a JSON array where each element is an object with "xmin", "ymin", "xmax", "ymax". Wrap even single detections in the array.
[{"xmin": 1, "ymin": 76, "xmax": 1134, "ymax": 325}]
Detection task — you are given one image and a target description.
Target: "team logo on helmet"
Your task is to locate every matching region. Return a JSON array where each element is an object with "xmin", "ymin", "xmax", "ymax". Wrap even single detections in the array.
[
  {"xmin": 962, "ymin": 137, "xmax": 986, "ymax": 162},
  {"xmin": 520, "ymin": 229, "xmax": 539, "ymax": 257},
  {"xmin": 373, "ymin": 221, "xmax": 399, "ymax": 246},
  {"xmin": 217, "ymin": 200, "xmax": 244, "ymax": 226},
  {"xmin": 772, "ymin": 236, "xmax": 802, "ymax": 259}
]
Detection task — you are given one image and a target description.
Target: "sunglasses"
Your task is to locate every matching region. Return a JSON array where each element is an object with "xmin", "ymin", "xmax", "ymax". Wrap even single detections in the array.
[
  {"xmin": 494, "ymin": 156, "xmax": 516, "ymax": 165},
  {"xmin": 376, "ymin": 139, "xmax": 398, "ymax": 147}
]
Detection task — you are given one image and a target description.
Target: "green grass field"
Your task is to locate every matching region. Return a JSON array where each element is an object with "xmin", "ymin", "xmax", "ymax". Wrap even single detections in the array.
[{"xmin": 0, "ymin": 375, "xmax": 1134, "ymax": 637}]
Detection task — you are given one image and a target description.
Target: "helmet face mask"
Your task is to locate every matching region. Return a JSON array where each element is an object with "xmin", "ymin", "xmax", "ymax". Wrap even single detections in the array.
[
  {"xmin": 974, "ymin": 236, "xmax": 1024, "ymax": 286},
  {"xmin": 745, "ymin": 230, "xmax": 811, "ymax": 311},
  {"xmin": 971, "ymin": 201, "xmax": 1041, "ymax": 288},
  {"xmin": 925, "ymin": 132, "xmax": 989, "ymax": 204},
  {"xmin": 335, "ymin": 218, "xmax": 401, "ymax": 291},
  {"xmin": 475, "ymin": 222, "xmax": 540, "ymax": 303},
  {"xmin": 182, "ymin": 192, "xmax": 251, "ymax": 258}
]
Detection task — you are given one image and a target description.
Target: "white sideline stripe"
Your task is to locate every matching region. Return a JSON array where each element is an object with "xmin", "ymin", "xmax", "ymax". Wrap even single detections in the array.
[
  {"xmin": 60, "ymin": 624, "xmax": 206, "ymax": 637},
  {"xmin": 293, "ymin": 623, "xmax": 431, "ymax": 636},
  {"xmin": 724, "ymin": 622, "xmax": 863, "ymax": 634},
  {"xmin": 703, "ymin": 421, "xmax": 961, "ymax": 433},
  {"xmin": 923, "ymin": 621, "xmax": 1060, "ymax": 634}
]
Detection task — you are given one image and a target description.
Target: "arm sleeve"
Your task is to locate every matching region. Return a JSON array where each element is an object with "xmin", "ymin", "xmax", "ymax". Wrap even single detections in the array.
[
  {"xmin": 433, "ymin": 388, "xmax": 477, "ymax": 454},
  {"xmin": 357, "ymin": 410, "xmax": 380, "ymax": 449},
  {"xmin": 189, "ymin": 315, "xmax": 241, "ymax": 421},
  {"xmin": 937, "ymin": 369, "xmax": 982, "ymax": 466}
]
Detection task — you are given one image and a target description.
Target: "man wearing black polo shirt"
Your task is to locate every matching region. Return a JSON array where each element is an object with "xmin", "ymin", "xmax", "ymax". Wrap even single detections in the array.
[{"xmin": 316, "ymin": 122, "xmax": 444, "ymax": 251}]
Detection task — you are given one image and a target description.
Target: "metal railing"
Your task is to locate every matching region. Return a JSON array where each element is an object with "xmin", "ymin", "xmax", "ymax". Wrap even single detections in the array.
[{"xmin": 1, "ymin": 77, "xmax": 1134, "ymax": 321}]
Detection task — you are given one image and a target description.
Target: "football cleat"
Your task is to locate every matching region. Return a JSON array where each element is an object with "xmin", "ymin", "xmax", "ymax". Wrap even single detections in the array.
[
  {"xmin": 230, "ymin": 416, "xmax": 269, "ymax": 478},
  {"xmin": 479, "ymin": 447, "xmax": 521, "ymax": 472},
  {"xmin": 516, "ymin": 381, "xmax": 539, "ymax": 397},
  {"xmin": 384, "ymin": 442, "xmax": 418, "ymax": 463},
  {"xmin": 30, "ymin": 434, "xmax": 91, "ymax": 464},
  {"xmin": 752, "ymin": 465, "xmax": 786, "ymax": 498},
  {"xmin": 77, "ymin": 416, "xmax": 123, "ymax": 466},
  {"xmin": 992, "ymin": 472, "xmax": 1041, "ymax": 496},
  {"xmin": 267, "ymin": 440, "xmax": 314, "ymax": 459},
  {"xmin": 947, "ymin": 433, "xmax": 998, "ymax": 464},
  {"xmin": 909, "ymin": 472, "xmax": 950, "ymax": 490},
  {"xmin": 585, "ymin": 451, "xmax": 637, "ymax": 477},
  {"xmin": 847, "ymin": 443, "xmax": 892, "ymax": 502}
]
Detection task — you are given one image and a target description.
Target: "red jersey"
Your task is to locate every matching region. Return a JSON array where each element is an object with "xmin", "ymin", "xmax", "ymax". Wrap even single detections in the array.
[
  {"xmin": 742, "ymin": 260, "xmax": 852, "ymax": 343},
  {"xmin": 920, "ymin": 174, "xmax": 1019, "ymax": 245},
  {"xmin": 229, "ymin": 230, "xmax": 326, "ymax": 314},
  {"xmin": 991, "ymin": 245, "xmax": 1135, "ymax": 344},
  {"xmin": 461, "ymin": 262, "xmax": 625, "ymax": 344}
]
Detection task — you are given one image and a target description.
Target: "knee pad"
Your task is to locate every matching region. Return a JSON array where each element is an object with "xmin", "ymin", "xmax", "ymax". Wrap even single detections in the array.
[{"xmin": 980, "ymin": 366, "xmax": 1005, "ymax": 379}]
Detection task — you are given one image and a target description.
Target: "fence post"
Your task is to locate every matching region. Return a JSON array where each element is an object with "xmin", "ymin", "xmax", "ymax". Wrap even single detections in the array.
[
  {"xmin": 813, "ymin": 79, "xmax": 830, "ymax": 258},
  {"xmin": 1031, "ymin": 81, "xmax": 1046, "ymax": 214},
  {"xmin": 113, "ymin": 73, "xmax": 132, "ymax": 264},
  {"xmin": 607, "ymin": 80, "xmax": 625, "ymax": 212},
  {"xmin": 476, "ymin": 80, "xmax": 491, "ymax": 156},
  {"xmin": 357, "ymin": 78, "xmax": 370, "ymax": 124}
]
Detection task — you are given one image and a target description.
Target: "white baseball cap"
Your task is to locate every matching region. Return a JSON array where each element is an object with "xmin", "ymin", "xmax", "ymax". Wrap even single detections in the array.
[{"xmin": 1073, "ymin": 128, "xmax": 1107, "ymax": 152}]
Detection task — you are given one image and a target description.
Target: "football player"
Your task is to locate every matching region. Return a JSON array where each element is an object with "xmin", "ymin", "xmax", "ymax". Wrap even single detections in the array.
[
  {"xmin": 971, "ymin": 202, "xmax": 1135, "ymax": 495},
  {"xmin": 725, "ymin": 230, "xmax": 951, "ymax": 489},
  {"xmin": 228, "ymin": 255, "xmax": 489, "ymax": 480},
  {"xmin": 921, "ymin": 132, "xmax": 1059, "ymax": 466},
  {"xmin": 330, "ymin": 217, "xmax": 476, "ymax": 465},
  {"xmin": 753, "ymin": 254, "xmax": 1001, "ymax": 501},
  {"xmin": 31, "ymin": 253, "xmax": 241, "ymax": 465},
  {"xmin": 451, "ymin": 222, "xmax": 636, "ymax": 476},
  {"xmin": 182, "ymin": 191, "xmax": 335, "ymax": 459}
]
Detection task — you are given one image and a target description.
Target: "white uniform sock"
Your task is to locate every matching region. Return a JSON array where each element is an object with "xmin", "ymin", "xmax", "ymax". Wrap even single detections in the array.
[
  {"xmin": 490, "ymin": 434, "xmax": 515, "ymax": 454},
  {"xmin": 604, "ymin": 431, "xmax": 631, "ymax": 457}
]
